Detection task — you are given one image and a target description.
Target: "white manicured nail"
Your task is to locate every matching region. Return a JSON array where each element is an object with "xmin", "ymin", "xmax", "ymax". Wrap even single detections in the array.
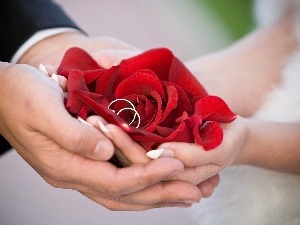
[
  {"xmin": 146, "ymin": 149, "xmax": 174, "ymax": 159},
  {"xmin": 78, "ymin": 117, "xmax": 93, "ymax": 127},
  {"xmin": 98, "ymin": 120, "xmax": 112, "ymax": 139},
  {"xmin": 39, "ymin": 63, "xmax": 48, "ymax": 75},
  {"xmin": 51, "ymin": 73, "xmax": 59, "ymax": 83}
]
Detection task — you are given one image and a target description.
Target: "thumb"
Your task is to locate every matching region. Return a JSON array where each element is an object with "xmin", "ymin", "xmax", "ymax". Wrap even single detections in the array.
[{"xmin": 33, "ymin": 102, "xmax": 114, "ymax": 161}]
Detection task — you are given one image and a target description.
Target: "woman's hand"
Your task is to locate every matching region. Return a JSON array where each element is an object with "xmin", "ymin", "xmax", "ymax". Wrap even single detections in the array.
[{"xmin": 156, "ymin": 117, "xmax": 248, "ymax": 184}]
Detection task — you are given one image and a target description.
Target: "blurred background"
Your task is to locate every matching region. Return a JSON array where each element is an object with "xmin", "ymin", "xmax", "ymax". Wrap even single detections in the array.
[
  {"xmin": 54, "ymin": 0, "xmax": 255, "ymax": 60},
  {"xmin": 0, "ymin": 1, "xmax": 254, "ymax": 225}
]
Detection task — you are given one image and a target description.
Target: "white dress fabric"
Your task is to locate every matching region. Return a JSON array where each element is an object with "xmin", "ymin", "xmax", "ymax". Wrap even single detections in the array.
[{"xmin": 191, "ymin": 1, "xmax": 300, "ymax": 224}]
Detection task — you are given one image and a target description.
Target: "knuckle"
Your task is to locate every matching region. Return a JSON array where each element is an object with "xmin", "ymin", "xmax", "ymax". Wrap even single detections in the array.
[{"xmin": 183, "ymin": 148, "xmax": 199, "ymax": 167}]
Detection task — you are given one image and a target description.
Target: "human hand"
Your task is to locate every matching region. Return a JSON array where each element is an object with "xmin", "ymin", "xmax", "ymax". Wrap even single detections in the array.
[
  {"xmin": 152, "ymin": 117, "xmax": 248, "ymax": 186},
  {"xmin": 0, "ymin": 62, "xmax": 203, "ymax": 210},
  {"xmin": 86, "ymin": 115, "xmax": 221, "ymax": 199},
  {"xmin": 18, "ymin": 31, "xmax": 140, "ymax": 68}
]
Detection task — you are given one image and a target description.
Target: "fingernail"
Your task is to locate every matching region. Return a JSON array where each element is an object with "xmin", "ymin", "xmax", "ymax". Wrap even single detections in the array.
[
  {"xmin": 97, "ymin": 120, "xmax": 112, "ymax": 139},
  {"xmin": 146, "ymin": 149, "xmax": 174, "ymax": 159},
  {"xmin": 78, "ymin": 117, "xmax": 93, "ymax": 127},
  {"xmin": 93, "ymin": 141, "xmax": 113, "ymax": 160},
  {"xmin": 39, "ymin": 63, "xmax": 48, "ymax": 75},
  {"xmin": 51, "ymin": 73, "xmax": 59, "ymax": 83}
]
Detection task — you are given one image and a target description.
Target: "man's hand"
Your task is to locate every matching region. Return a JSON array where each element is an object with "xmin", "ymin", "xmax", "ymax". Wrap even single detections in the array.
[{"xmin": 18, "ymin": 31, "xmax": 140, "ymax": 67}]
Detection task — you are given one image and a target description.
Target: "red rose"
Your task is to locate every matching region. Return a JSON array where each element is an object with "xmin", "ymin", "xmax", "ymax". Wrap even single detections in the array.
[{"xmin": 57, "ymin": 47, "xmax": 237, "ymax": 151}]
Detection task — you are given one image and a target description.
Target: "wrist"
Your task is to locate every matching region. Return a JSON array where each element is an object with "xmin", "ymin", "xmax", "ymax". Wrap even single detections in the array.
[{"xmin": 231, "ymin": 118, "xmax": 253, "ymax": 166}]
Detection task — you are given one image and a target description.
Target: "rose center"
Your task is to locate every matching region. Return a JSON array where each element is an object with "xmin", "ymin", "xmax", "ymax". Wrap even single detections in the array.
[{"xmin": 108, "ymin": 98, "xmax": 141, "ymax": 128}]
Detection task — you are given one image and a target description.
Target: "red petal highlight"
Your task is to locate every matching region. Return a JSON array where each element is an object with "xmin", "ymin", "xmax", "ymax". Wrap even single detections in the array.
[
  {"xmin": 66, "ymin": 70, "xmax": 89, "ymax": 114},
  {"xmin": 57, "ymin": 47, "xmax": 102, "ymax": 78},
  {"xmin": 96, "ymin": 66, "xmax": 118, "ymax": 101},
  {"xmin": 200, "ymin": 121, "xmax": 223, "ymax": 150},
  {"xmin": 195, "ymin": 96, "xmax": 237, "ymax": 123},
  {"xmin": 115, "ymin": 71, "xmax": 166, "ymax": 100},
  {"xmin": 119, "ymin": 48, "xmax": 173, "ymax": 81},
  {"xmin": 169, "ymin": 57, "xmax": 208, "ymax": 101}
]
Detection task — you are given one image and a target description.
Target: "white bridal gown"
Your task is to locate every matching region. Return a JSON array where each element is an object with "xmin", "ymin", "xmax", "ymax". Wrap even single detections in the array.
[{"xmin": 191, "ymin": 1, "xmax": 300, "ymax": 224}]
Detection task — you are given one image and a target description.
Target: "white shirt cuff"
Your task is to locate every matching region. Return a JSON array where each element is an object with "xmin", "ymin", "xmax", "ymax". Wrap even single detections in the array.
[{"xmin": 10, "ymin": 27, "xmax": 79, "ymax": 63}]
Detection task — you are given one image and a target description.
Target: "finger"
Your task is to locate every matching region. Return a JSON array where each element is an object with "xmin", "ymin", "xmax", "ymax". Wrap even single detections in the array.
[
  {"xmin": 38, "ymin": 63, "xmax": 56, "ymax": 76},
  {"xmin": 52, "ymin": 153, "xmax": 186, "ymax": 197},
  {"xmin": 56, "ymin": 75, "xmax": 67, "ymax": 90},
  {"xmin": 49, "ymin": 73, "xmax": 67, "ymax": 90},
  {"xmin": 158, "ymin": 142, "xmax": 219, "ymax": 167},
  {"xmin": 89, "ymin": 36, "xmax": 140, "ymax": 51},
  {"xmin": 105, "ymin": 123, "xmax": 150, "ymax": 164},
  {"xmin": 87, "ymin": 116, "xmax": 150, "ymax": 165},
  {"xmin": 43, "ymin": 167, "xmax": 199, "ymax": 208},
  {"xmin": 168, "ymin": 164, "xmax": 220, "ymax": 185},
  {"xmin": 82, "ymin": 192, "xmax": 193, "ymax": 211},
  {"xmin": 197, "ymin": 174, "xmax": 220, "ymax": 198},
  {"xmin": 157, "ymin": 118, "xmax": 245, "ymax": 168},
  {"xmin": 43, "ymin": 64, "xmax": 57, "ymax": 75},
  {"xmin": 209, "ymin": 174, "xmax": 221, "ymax": 187},
  {"xmin": 38, "ymin": 64, "xmax": 67, "ymax": 90},
  {"xmin": 28, "ymin": 94, "xmax": 114, "ymax": 161},
  {"xmin": 110, "ymin": 180, "xmax": 201, "ymax": 205},
  {"xmin": 75, "ymin": 179, "xmax": 200, "ymax": 210},
  {"xmin": 86, "ymin": 116, "xmax": 131, "ymax": 166}
]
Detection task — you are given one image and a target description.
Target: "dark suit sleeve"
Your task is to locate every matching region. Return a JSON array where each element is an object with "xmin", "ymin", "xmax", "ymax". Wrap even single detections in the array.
[
  {"xmin": 0, "ymin": 0, "xmax": 81, "ymax": 62},
  {"xmin": 0, "ymin": 0, "xmax": 81, "ymax": 155}
]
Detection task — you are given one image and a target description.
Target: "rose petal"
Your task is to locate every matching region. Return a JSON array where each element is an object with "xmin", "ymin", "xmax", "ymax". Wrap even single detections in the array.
[
  {"xmin": 66, "ymin": 70, "xmax": 89, "ymax": 114},
  {"xmin": 96, "ymin": 66, "xmax": 118, "ymax": 101},
  {"xmin": 143, "ymin": 91, "xmax": 163, "ymax": 131},
  {"xmin": 159, "ymin": 81, "xmax": 194, "ymax": 126},
  {"xmin": 119, "ymin": 48, "xmax": 174, "ymax": 81},
  {"xmin": 155, "ymin": 126, "xmax": 175, "ymax": 136},
  {"xmin": 77, "ymin": 106, "xmax": 90, "ymax": 120},
  {"xmin": 164, "ymin": 119, "xmax": 194, "ymax": 143},
  {"xmin": 74, "ymin": 91, "xmax": 165, "ymax": 143},
  {"xmin": 184, "ymin": 115, "xmax": 203, "ymax": 146},
  {"xmin": 84, "ymin": 69, "xmax": 105, "ymax": 85},
  {"xmin": 115, "ymin": 71, "xmax": 166, "ymax": 100},
  {"xmin": 200, "ymin": 121, "xmax": 223, "ymax": 150},
  {"xmin": 57, "ymin": 48, "xmax": 102, "ymax": 78},
  {"xmin": 169, "ymin": 57, "xmax": 208, "ymax": 101},
  {"xmin": 195, "ymin": 96, "xmax": 237, "ymax": 122}
]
